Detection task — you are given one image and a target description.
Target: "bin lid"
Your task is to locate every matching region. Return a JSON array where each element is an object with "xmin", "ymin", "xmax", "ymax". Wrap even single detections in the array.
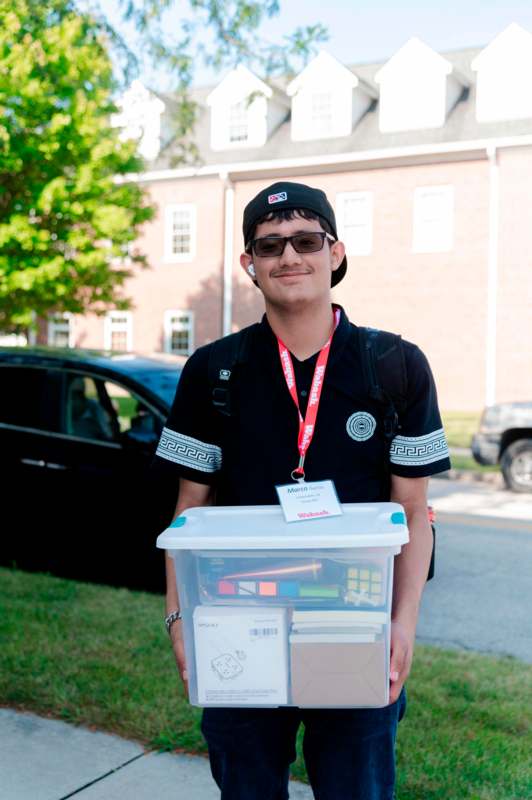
[{"xmin": 156, "ymin": 503, "xmax": 409, "ymax": 550}]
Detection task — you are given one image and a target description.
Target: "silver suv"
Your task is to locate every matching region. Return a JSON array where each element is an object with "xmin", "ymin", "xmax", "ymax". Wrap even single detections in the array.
[{"xmin": 472, "ymin": 403, "xmax": 532, "ymax": 493}]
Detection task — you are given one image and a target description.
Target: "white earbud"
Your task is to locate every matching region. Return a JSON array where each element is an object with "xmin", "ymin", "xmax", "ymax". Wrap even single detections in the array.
[{"xmin": 247, "ymin": 263, "xmax": 256, "ymax": 278}]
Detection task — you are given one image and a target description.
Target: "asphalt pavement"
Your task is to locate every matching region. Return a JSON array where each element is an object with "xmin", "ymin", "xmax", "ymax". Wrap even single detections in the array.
[{"xmin": 3, "ymin": 475, "xmax": 531, "ymax": 800}]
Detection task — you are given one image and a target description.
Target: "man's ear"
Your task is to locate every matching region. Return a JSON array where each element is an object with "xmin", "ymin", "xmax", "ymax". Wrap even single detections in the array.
[
  {"xmin": 240, "ymin": 252, "xmax": 259, "ymax": 286},
  {"xmin": 330, "ymin": 240, "xmax": 346, "ymax": 274}
]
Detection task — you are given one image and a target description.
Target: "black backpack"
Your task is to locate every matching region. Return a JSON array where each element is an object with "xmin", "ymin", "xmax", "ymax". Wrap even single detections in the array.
[{"xmin": 207, "ymin": 324, "xmax": 435, "ymax": 580}]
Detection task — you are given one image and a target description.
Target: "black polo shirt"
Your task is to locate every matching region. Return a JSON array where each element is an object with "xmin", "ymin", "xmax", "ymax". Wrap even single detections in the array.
[{"xmin": 152, "ymin": 307, "xmax": 450, "ymax": 504}]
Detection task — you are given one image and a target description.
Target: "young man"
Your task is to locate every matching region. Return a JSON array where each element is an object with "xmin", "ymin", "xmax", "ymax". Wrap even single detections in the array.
[{"xmin": 153, "ymin": 181, "xmax": 450, "ymax": 800}]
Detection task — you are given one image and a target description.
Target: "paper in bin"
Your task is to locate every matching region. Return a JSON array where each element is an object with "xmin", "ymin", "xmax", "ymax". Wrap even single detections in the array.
[{"xmin": 193, "ymin": 606, "xmax": 288, "ymax": 705}]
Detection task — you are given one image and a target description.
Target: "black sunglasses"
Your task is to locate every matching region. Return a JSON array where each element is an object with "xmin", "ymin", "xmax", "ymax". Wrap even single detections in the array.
[{"xmin": 249, "ymin": 231, "xmax": 336, "ymax": 258}]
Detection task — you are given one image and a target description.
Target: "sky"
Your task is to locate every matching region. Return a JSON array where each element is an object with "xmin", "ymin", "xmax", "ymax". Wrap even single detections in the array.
[{"xmin": 99, "ymin": 0, "xmax": 532, "ymax": 89}]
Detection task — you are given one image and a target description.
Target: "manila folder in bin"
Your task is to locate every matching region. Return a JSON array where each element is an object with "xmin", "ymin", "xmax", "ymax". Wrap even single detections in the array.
[{"xmin": 290, "ymin": 638, "xmax": 387, "ymax": 707}]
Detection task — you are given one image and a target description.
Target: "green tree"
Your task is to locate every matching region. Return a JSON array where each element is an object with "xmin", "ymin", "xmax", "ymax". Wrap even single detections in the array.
[
  {"xmin": 0, "ymin": 0, "xmax": 153, "ymax": 336},
  {"xmin": 85, "ymin": 0, "xmax": 328, "ymax": 163},
  {"xmin": 0, "ymin": 0, "xmax": 326, "ymax": 336}
]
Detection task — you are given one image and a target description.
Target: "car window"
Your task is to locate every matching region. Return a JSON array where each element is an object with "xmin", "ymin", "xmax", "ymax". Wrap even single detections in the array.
[
  {"xmin": 103, "ymin": 380, "xmax": 161, "ymax": 444},
  {"xmin": 133, "ymin": 369, "xmax": 180, "ymax": 407},
  {"xmin": 64, "ymin": 374, "xmax": 117, "ymax": 442},
  {"xmin": 0, "ymin": 366, "xmax": 60, "ymax": 432}
]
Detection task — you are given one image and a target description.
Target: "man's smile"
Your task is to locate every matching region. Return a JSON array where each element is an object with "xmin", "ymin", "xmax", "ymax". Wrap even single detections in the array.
[{"xmin": 271, "ymin": 268, "xmax": 312, "ymax": 278}]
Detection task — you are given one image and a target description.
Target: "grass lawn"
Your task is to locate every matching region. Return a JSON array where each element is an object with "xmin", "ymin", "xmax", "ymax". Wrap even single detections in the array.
[
  {"xmin": 450, "ymin": 454, "xmax": 498, "ymax": 473},
  {"xmin": 1, "ymin": 568, "xmax": 530, "ymax": 799},
  {"xmin": 440, "ymin": 412, "xmax": 499, "ymax": 475},
  {"xmin": 441, "ymin": 412, "xmax": 482, "ymax": 450}
]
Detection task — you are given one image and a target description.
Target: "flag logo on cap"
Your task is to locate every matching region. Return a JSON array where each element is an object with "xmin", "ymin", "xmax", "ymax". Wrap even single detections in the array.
[{"xmin": 268, "ymin": 191, "xmax": 287, "ymax": 204}]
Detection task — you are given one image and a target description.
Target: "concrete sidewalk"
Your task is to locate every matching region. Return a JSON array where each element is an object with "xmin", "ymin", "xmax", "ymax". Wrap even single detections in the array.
[
  {"xmin": 5, "ymin": 480, "xmax": 531, "ymax": 800},
  {"xmin": 428, "ymin": 475, "xmax": 532, "ymax": 521},
  {"xmin": 0, "ymin": 708, "xmax": 313, "ymax": 800}
]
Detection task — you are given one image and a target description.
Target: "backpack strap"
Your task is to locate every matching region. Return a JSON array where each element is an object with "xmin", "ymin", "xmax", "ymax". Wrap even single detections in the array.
[
  {"xmin": 358, "ymin": 327, "xmax": 408, "ymax": 441},
  {"xmin": 359, "ymin": 326, "xmax": 435, "ymax": 581},
  {"xmin": 208, "ymin": 325, "xmax": 256, "ymax": 417}
]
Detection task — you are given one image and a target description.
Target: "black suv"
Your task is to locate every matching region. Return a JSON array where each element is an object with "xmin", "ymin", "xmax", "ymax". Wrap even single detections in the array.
[
  {"xmin": 472, "ymin": 402, "xmax": 532, "ymax": 493},
  {"xmin": 0, "ymin": 346, "xmax": 184, "ymax": 591}
]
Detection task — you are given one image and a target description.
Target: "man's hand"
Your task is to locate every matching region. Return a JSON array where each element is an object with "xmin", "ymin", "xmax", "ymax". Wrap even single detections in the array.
[
  {"xmin": 170, "ymin": 620, "xmax": 189, "ymax": 696},
  {"xmin": 388, "ymin": 475, "xmax": 432, "ymax": 704},
  {"xmin": 165, "ymin": 478, "xmax": 214, "ymax": 699},
  {"xmin": 389, "ymin": 620, "xmax": 414, "ymax": 704}
]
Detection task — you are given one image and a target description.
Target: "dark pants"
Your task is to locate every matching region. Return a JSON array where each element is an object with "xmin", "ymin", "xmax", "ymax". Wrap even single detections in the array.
[{"xmin": 200, "ymin": 688, "xmax": 407, "ymax": 800}]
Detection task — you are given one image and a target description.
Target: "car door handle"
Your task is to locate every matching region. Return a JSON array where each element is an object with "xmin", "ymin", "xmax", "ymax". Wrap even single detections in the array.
[
  {"xmin": 20, "ymin": 458, "xmax": 46, "ymax": 468},
  {"xmin": 20, "ymin": 458, "xmax": 68, "ymax": 470}
]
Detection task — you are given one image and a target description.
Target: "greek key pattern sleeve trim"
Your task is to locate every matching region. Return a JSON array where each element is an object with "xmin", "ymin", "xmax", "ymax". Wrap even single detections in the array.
[
  {"xmin": 389, "ymin": 428, "xmax": 449, "ymax": 467},
  {"xmin": 156, "ymin": 428, "xmax": 222, "ymax": 473}
]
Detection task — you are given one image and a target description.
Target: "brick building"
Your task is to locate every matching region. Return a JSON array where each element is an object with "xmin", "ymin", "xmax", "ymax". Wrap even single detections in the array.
[{"xmin": 42, "ymin": 25, "xmax": 532, "ymax": 411}]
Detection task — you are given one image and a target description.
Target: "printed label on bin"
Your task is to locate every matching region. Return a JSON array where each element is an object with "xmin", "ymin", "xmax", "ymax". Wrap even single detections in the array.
[{"xmin": 276, "ymin": 480, "xmax": 343, "ymax": 523}]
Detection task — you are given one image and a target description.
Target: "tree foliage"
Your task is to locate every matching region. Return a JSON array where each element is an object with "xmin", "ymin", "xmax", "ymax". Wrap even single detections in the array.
[
  {"xmin": 0, "ymin": 0, "xmax": 153, "ymax": 333},
  {"xmin": 0, "ymin": 0, "xmax": 326, "ymax": 334},
  {"xmin": 85, "ymin": 0, "xmax": 328, "ymax": 163},
  {"xmin": 114, "ymin": 0, "xmax": 327, "ymax": 79}
]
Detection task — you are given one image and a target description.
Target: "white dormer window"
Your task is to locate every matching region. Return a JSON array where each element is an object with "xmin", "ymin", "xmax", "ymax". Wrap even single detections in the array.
[
  {"xmin": 206, "ymin": 65, "xmax": 286, "ymax": 151},
  {"xmin": 228, "ymin": 101, "xmax": 249, "ymax": 143},
  {"xmin": 412, "ymin": 186, "xmax": 454, "ymax": 253},
  {"xmin": 287, "ymin": 51, "xmax": 376, "ymax": 142},
  {"xmin": 336, "ymin": 192, "xmax": 373, "ymax": 256},
  {"xmin": 472, "ymin": 24, "xmax": 532, "ymax": 123},
  {"xmin": 164, "ymin": 204, "xmax": 196, "ymax": 263},
  {"xmin": 111, "ymin": 80, "xmax": 165, "ymax": 161},
  {"xmin": 375, "ymin": 38, "xmax": 465, "ymax": 133},
  {"xmin": 311, "ymin": 92, "xmax": 334, "ymax": 136}
]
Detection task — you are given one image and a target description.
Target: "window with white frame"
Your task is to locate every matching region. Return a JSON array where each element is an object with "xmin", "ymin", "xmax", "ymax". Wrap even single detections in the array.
[
  {"xmin": 310, "ymin": 91, "xmax": 334, "ymax": 136},
  {"xmin": 228, "ymin": 100, "xmax": 249, "ymax": 143},
  {"xmin": 164, "ymin": 310, "xmax": 194, "ymax": 356},
  {"xmin": 104, "ymin": 311, "xmax": 133, "ymax": 352},
  {"xmin": 412, "ymin": 185, "xmax": 454, "ymax": 253},
  {"xmin": 47, "ymin": 312, "xmax": 74, "ymax": 348},
  {"xmin": 164, "ymin": 204, "xmax": 196, "ymax": 262},
  {"xmin": 336, "ymin": 192, "xmax": 373, "ymax": 256}
]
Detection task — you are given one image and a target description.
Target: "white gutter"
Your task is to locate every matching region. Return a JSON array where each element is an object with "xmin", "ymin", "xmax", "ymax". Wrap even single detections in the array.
[
  {"xmin": 129, "ymin": 133, "xmax": 532, "ymax": 184},
  {"xmin": 221, "ymin": 172, "xmax": 234, "ymax": 337},
  {"xmin": 485, "ymin": 145, "xmax": 499, "ymax": 407}
]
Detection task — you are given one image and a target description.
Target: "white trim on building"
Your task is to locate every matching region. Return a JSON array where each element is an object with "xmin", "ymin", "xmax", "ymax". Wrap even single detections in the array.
[
  {"xmin": 375, "ymin": 37, "xmax": 465, "ymax": 133},
  {"xmin": 0, "ymin": 333, "xmax": 28, "ymax": 346},
  {"xmin": 286, "ymin": 51, "xmax": 374, "ymax": 142},
  {"xmin": 111, "ymin": 80, "xmax": 165, "ymax": 161},
  {"xmin": 485, "ymin": 146, "xmax": 500, "ymax": 406},
  {"xmin": 228, "ymin": 100, "xmax": 250, "ymax": 144},
  {"xmin": 104, "ymin": 311, "xmax": 133, "ymax": 352},
  {"xmin": 412, "ymin": 185, "xmax": 454, "ymax": 253},
  {"xmin": 128, "ymin": 134, "xmax": 532, "ymax": 185},
  {"xmin": 206, "ymin": 65, "xmax": 277, "ymax": 151},
  {"xmin": 47, "ymin": 312, "xmax": 74, "ymax": 348},
  {"xmin": 472, "ymin": 24, "xmax": 532, "ymax": 123},
  {"xmin": 164, "ymin": 203, "xmax": 197, "ymax": 263},
  {"xmin": 163, "ymin": 310, "xmax": 195, "ymax": 356},
  {"xmin": 222, "ymin": 176, "xmax": 235, "ymax": 337},
  {"xmin": 336, "ymin": 191, "xmax": 373, "ymax": 256}
]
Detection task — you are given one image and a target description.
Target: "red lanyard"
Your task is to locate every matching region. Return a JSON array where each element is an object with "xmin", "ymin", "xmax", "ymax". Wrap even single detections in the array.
[{"xmin": 277, "ymin": 306, "xmax": 341, "ymax": 482}]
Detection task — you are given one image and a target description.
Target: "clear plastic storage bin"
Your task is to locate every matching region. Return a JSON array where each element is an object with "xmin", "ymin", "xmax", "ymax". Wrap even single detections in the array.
[{"xmin": 157, "ymin": 503, "xmax": 409, "ymax": 709}]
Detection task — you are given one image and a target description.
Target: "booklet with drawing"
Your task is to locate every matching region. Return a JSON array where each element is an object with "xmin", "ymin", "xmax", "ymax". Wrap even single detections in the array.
[{"xmin": 193, "ymin": 605, "xmax": 289, "ymax": 705}]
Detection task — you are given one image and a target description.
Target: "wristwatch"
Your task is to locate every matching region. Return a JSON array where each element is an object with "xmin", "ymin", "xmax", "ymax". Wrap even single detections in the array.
[{"xmin": 164, "ymin": 609, "xmax": 182, "ymax": 634}]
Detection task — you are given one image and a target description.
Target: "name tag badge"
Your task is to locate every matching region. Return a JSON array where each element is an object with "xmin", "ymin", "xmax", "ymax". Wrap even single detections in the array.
[{"xmin": 276, "ymin": 479, "xmax": 343, "ymax": 523}]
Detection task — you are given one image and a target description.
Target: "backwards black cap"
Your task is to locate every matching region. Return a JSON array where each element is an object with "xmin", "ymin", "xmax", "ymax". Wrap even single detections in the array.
[{"xmin": 243, "ymin": 181, "xmax": 347, "ymax": 287}]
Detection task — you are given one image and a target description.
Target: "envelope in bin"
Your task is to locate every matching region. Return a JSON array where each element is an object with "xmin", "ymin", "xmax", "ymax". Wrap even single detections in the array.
[{"xmin": 290, "ymin": 640, "xmax": 387, "ymax": 707}]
